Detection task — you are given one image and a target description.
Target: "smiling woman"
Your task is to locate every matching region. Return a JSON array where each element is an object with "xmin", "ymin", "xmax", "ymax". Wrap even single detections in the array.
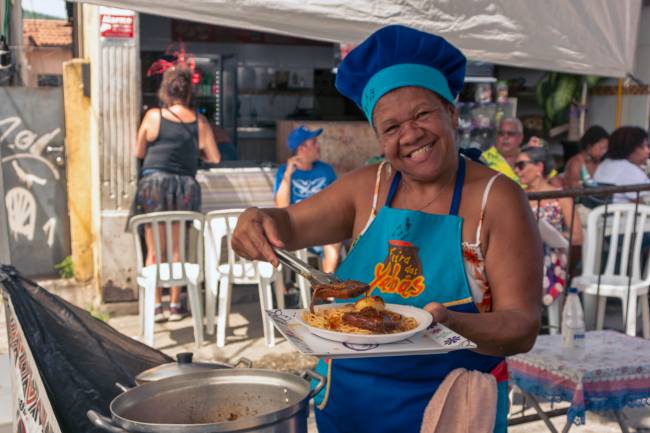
[{"xmin": 231, "ymin": 24, "xmax": 542, "ymax": 433}]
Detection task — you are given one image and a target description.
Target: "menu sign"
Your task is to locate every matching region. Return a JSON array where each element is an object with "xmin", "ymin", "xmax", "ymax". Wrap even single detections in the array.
[
  {"xmin": 4, "ymin": 295, "xmax": 62, "ymax": 433},
  {"xmin": 100, "ymin": 14, "xmax": 135, "ymax": 38}
]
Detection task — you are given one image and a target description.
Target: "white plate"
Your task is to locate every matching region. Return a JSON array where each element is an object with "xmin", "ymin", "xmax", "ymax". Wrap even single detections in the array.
[{"xmin": 297, "ymin": 303, "xmax": 433, "ymax": 344}]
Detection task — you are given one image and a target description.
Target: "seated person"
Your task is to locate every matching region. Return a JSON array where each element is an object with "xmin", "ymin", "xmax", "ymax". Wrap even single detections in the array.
[
  {"xmin": 274, "ymin": 125, "xmax": 342, "ymax": 272},
  {"xmin": 515, "ymin": 145, "xmax": 582, "ymax": 307},
  {"xmin": 563, "ymin": 125, "xmax": 609, "ymax": 189},
  {"xmin": 526, "ymin": 136, "xmax": 562, "ymax": 188},
  {"xmin": 210, "ymin": 124, "xmax": 238, "ymax": 161},
  {"xmin": 481, "ymin": 117, "xmax": 523, "ymax": 182},
  {"xmin": 593, "ymin": 126, "xmax": 649, "ymax": 203}
]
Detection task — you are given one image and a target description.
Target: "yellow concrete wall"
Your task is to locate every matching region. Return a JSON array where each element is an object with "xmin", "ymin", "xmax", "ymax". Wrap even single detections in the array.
[{"xmin": 62, "ymin": 59, "xmax": 94, "ymax": 282}]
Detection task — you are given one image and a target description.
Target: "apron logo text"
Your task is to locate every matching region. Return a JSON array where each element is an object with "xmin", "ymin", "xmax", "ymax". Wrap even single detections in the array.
[{"xmin": 369, "ymin": 261, "xmax": 425, "ymax": 298}]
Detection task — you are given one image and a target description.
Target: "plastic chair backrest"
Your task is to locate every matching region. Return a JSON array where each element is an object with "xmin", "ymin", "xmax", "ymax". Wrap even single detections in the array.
[
  {"xmin": 129, "ymin": 211, "xmax": 205, "ymax": 287},
  {"xmin": 205, "ymin": 209, "xmax": 266, "ymax": 283},
  {"xmin": 583, "ymin": 203, "xmax": 650, "ymax": 283}
]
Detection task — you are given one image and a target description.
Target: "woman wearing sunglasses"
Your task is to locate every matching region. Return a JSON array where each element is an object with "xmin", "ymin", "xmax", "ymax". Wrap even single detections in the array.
[{"xmin": 515, "ymin": 145, "xmax": 582, "ymax": 307}]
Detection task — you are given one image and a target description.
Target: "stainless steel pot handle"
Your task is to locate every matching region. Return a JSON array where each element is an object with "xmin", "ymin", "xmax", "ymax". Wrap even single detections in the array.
[
  {"xmin": 233, "ymin": 357, "xmax": 253, "ymax": 368},
  {"xmin": 114, "ymin": 382, "xmax": 132, "ymax": 393},
  {"xmin": 87, "ymin": 410, "xmax": 129, "ymax": 433},
  {"xmin": 302, "ymin": 369, "xmax": 326, "ymax": 399}
]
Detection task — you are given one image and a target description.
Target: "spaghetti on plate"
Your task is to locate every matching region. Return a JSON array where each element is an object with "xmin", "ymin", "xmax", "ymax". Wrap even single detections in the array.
[{"xmin": 302, "ymin": 296, "xmax": 419, "ymax": 334}]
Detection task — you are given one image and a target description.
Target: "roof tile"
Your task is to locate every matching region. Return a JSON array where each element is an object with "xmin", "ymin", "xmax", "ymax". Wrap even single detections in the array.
[{"xmin": 23, "ymin": 19, "xmax": 72, "ymax": 47}]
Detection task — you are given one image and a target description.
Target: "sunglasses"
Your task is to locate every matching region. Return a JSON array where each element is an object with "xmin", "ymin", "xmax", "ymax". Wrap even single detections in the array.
[
  {"xmin": 497, "ymin": 130, "xmax": 521, "ymax": 137},
  {"xmin": 514, "ymin": 161, "xmax": 534, "ymax": 170}
]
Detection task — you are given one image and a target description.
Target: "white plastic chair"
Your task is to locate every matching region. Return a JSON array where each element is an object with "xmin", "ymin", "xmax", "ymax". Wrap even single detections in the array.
[
  {"xmin": 129, "ymin": 211, "xmax": 205, "ymax": 347},
  {"xmin": 571, "ymin": 203, "xmax": 650, "ymax": 337},
  {"xmin": 204, "ymin": 209, "xmax": 284, "ymax": 347}
]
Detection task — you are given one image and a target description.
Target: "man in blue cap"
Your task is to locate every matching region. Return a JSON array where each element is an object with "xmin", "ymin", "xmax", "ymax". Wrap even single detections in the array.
[
  {"xmin": 274, "ymin": 125, "xmax": 340, "ymax": 272},
  {"xmin": 232, "ymin": 25, "xmax": 541, "ymax": 433}
]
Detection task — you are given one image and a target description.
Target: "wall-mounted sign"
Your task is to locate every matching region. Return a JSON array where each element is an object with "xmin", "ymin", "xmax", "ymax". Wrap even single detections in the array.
[{"xmin": 100, "ymin": 14, "xmax": 134, "ymax": 38}]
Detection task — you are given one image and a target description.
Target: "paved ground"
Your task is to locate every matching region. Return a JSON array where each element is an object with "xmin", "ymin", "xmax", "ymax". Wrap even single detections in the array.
[
  {"xmin": 102, "ymin": 299, "xmax": 650, "ymax": 433},
  {"xmin": 3, "ymin": 285, "xmax": 650, "ymax": 432}
]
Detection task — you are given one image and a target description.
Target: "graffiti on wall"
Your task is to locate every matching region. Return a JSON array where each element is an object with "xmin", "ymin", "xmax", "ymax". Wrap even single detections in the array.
[
  {"xmin": 0, "ymin": 87, "xmax": 70, "ymax": 277},
  {"xmin": 0, "ymin": 116, "xmax": 61, "ymax": 247}
]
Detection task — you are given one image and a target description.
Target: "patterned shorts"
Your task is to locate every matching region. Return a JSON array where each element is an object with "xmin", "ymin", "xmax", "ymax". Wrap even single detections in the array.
[{"xmin": 135, "ymin": 171, "xmax": 201, "ymax": 214}]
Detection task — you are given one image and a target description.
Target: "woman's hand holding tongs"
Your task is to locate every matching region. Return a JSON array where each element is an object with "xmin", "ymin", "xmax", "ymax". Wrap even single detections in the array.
[{"xmin": 231, "ymin": 207, "xmax": 285, "ymax": 267}]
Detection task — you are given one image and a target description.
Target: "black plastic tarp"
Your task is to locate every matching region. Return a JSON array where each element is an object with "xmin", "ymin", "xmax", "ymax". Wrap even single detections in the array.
[{"xmin": 0, "ymin": 265, "xmax": 172, "ymax": 433}]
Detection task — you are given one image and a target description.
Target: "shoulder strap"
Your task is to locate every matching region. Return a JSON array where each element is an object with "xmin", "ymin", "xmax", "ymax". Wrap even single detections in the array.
[
  {"xmin": 474, "ymin": 174, "xmax": 501, "ymax": 243},
  {"xmin": 448, "ymin": 156, "xmax": 466, "ymax": 216},
  {"xmin": 385, "ymin": 169, "xmax": 401, "ymax": 207},
  {"xmin": 370, "ymin": 161, "xmax": 389, "ymax": 216},
  {"xmin": 359, "ymin": 161, "xmax": 390, "ymax": 237},
  {"xmin": 164, "ymin": 108, "xmax": 199, "ymax": 150}
]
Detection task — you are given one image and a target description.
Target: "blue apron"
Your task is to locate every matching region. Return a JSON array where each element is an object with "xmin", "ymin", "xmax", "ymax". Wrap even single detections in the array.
[{"xmin": 313, "ymin": 157, "xmax": 508, "ymax": 433}]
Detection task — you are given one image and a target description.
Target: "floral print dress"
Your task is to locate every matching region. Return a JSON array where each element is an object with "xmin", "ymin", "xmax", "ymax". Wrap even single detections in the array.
[{"xmin": 531, "ymin": 200, "xmax": 568, "ymax": 306}]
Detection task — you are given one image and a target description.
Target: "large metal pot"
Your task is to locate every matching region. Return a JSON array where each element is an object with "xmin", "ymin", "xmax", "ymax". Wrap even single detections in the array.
[
  {"xmin": 87, "ymin": 368, "xmax": 325, "ymax": 433},
  {"xmin": 134, "ymin": 352, "xmax": 252, "ymax": 385}
]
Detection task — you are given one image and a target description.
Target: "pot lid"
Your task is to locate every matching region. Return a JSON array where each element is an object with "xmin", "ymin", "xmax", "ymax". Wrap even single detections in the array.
[{"xmin": 136, "ymin": 352, "xmax": 234, "ymax": 383}]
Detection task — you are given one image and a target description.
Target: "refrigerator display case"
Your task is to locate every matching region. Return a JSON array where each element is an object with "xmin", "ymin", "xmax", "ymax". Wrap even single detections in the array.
[{"xmin": 141, "ymin": 52, "xmax": 238, "ymax": 149}]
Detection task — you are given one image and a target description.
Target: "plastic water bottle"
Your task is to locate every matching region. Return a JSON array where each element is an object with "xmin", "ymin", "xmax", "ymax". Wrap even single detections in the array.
[{"xmin": 562, "ymin": 287, "xmax": 586, "ymax": 357}]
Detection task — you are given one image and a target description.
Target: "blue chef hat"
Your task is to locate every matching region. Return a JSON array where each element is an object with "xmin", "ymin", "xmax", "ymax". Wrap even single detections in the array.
[
  {"xmin": 335, "ymin": 25, "xmax": 466, "ymax": 125},
  {"xmin": 287, "ymin": 125, "xmax": 323, "ymax": 152}
]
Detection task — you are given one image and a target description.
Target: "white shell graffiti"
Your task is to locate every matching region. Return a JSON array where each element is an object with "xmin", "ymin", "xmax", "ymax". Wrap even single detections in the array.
[{"xmin": 5, "ymin": 187, "xmax": 37, "ymax": 241}]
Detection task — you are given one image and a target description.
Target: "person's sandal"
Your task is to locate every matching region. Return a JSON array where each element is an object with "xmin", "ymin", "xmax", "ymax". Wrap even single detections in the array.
[
  {"xmin": 154, "ymin": 305, "xmax": 167, "ymax": 323},
  {"xmin": 168, "ymin": 304, "xmax": 187, "ymax": 322}
]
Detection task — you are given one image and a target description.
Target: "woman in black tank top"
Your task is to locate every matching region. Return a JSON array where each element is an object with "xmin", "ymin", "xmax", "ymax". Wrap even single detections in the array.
[{"xmin": 134, "ymin": 66, "xmax": 221, "ymax": 322}]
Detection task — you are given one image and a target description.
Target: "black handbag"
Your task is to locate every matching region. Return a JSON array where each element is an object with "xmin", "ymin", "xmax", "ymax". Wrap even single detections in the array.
[{"xmin": 577, "ymin": 182, "xmax": 614, "ymax": 209}]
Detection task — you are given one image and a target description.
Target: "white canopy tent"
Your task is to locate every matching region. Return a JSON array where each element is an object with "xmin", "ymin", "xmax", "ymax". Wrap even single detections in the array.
[{"xmin": 70, "ymin": 0, "xmax": 642, "ymax": 78}]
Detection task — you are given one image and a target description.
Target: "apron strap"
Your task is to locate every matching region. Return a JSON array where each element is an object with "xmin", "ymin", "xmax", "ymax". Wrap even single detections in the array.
[
  {"xmin": 385, "ymin": 171, "xmax": 402, "ymax": 207},
  {"xmin": 448, "ymin": 155, "xmax": 466, "ymax": 216},
  {"xmin": 384, "ymin": 154, "xmax": 467, "ymax": 216}
]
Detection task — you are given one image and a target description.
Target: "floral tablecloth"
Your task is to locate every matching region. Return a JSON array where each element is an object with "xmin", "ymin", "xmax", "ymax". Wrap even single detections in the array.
[{"xmin": 509, "ymin": 331, "xmax": 650, "ymax": 425}]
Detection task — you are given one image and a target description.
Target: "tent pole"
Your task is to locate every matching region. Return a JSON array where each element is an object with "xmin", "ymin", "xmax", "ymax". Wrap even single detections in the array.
[
  {"xmin": 578, "ymin": 81, "xmax": 587, "ymax": 137},
  {"xmin": 615, "ymin": 79, "xmax": 623, "ymax": 128}
]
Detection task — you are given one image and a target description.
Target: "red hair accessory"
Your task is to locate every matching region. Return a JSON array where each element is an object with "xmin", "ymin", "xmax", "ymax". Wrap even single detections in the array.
[{"xmin": 146, "ymin": 42, "xmax": 196, "ymax": 77}]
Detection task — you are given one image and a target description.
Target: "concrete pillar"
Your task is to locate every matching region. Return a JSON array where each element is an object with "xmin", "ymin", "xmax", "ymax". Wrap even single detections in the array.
[
  {"xmin": 82, "ymin": 4, "xmax": 141, "ymax": 302},
  {"xmin": 9, "ymin": 0, "xmax": 27, "ymax": 85},
  {"xmin": 62, "ymin": 59, "xmax": 94, "ymax": 282}
]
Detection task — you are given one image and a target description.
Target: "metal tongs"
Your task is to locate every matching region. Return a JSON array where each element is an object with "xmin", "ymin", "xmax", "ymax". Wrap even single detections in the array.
[
  {"xmin": 273, "ymin": 247, "xmax": 371, "ymax": 308},
  {"xmin": 272, "ymin": 247, "xmax": 341, "ymax": 286}
]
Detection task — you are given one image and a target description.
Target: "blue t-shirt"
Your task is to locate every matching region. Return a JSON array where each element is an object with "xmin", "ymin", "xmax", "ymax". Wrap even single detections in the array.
[{"xmin": 274, "ymin": 161, "xmax": 337, "ymax": 205}]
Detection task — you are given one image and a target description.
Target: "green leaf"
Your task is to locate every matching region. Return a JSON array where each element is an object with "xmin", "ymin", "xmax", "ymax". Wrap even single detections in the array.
[
  {"xmin": 551, "ymin": 75, "xmax": 579, "ymax": 114},
  {"xmin": 54, "ymin": 256, "xmax": 75, "ymax": 279},
  {"xmin": 535, "ymin": 77, "xmax": 551, "ymax": 107},
  {"xmin": 585, "ymin": 75, "xmax": 601, "ymax": 88},
  {"xmin": 545, "ymin": 97, "xmax": 556, "ymax": 121}
]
